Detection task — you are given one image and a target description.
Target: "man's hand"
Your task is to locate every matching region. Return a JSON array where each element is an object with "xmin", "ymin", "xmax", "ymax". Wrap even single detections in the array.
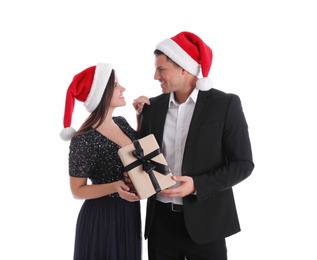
[{"xmin": 159, "ymin": 176, "xmax": 196, "ymax": 198}]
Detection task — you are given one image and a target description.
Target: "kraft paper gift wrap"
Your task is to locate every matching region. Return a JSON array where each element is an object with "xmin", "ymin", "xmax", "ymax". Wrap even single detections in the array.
[{"xmin": 118, "ymin": 134, "xmax": 176, "ymax": 199}]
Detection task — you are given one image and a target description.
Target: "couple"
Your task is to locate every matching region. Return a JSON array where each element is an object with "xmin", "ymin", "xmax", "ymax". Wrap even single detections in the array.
[{"xmin": 60, "ymin": 31, "xmax": 254, "ymax": 260}]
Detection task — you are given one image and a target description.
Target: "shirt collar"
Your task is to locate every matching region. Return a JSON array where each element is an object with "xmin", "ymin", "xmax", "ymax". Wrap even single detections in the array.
[{"xmin": 168, "ymin": 88, "xmax": 199, "ymax": 108}]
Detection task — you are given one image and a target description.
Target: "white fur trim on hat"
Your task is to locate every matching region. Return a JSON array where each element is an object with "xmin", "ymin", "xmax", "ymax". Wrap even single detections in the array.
[
  {"xmin": 156, "ymin": 39, "xmax": 200, "ymax": 76},
  {"xmin": 60, "ymin": 126, "xmax": 76, "ymax": 141},
  {"xmin": 84, "ymin": 63, "xmax": 113, "ymax": 113}
]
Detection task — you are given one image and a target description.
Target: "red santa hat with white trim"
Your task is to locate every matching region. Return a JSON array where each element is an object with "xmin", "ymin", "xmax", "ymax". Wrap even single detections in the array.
[
  {"xmin": 156, "ymin": 31, "xmax": 213, "ymax": 91},
  {"xmin": 60, "ymin": 63, "xmax": 113, "ymax": 141}
]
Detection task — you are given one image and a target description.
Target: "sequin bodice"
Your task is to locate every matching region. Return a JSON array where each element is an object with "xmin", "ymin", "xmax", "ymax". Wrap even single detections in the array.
[{"xmin": 69, "ymin": 116, "xmax": 138, "ymax": 195}]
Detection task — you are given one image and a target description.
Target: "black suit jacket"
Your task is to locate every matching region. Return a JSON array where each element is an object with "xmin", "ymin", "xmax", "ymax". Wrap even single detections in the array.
[{"xmin": 140, "ymin": 88, "xmax": 254, "ymax": 244}]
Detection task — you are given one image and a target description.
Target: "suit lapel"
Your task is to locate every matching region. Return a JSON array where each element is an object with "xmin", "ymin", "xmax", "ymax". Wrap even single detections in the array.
[
  {"xmin": 184, "ymin": 90, "xmax": 212, "ymax": 153},
  {"xmin": 152, "ymin": 94, "xmax": 170, "ymax": 146}
]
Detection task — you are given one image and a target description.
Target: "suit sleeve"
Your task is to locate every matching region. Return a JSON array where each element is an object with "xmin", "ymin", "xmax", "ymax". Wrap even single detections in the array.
[{"xmin": 193, "ymin": 94, "xmax": 254, "ymax": 201}]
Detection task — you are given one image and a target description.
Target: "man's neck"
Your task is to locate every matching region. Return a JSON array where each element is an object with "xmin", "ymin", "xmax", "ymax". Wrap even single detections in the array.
[{"xmin": 174, "ymin": 86, "xmax": 196, "ymax": 104}]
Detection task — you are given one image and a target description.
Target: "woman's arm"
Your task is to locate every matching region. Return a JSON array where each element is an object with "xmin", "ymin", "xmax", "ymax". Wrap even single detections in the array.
[{"xmin": 70, "ymin": 176, "xmax": 140, "ymax": 202}]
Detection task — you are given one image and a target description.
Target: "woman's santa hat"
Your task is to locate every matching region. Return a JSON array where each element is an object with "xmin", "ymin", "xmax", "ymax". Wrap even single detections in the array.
[
  {"xmin": 156, "ymin": 31, "xmax": 213, "ymax": 91},
  {"xmin": 60, "ymin": 63, "xmax": 113, "ymax": 141}
]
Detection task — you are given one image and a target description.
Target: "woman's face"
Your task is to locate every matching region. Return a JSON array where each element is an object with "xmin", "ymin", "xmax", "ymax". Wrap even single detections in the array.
[{"xmin": 110, "ymin": 74, "xmax": 126, "ymax": 108}]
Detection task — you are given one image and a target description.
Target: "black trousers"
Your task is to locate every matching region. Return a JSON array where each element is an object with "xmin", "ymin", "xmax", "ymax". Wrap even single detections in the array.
[{"xmin": 148, "ymin": 201, "xmax": 227, "ymax": 260}]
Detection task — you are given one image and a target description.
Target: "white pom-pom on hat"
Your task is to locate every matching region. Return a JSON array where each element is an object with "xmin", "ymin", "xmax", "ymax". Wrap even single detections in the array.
[
  {"xmin": 60, "ymin": 63, "xmax": 113, "ymax": 141},
  {"xmin": 60, "ymin": 127, "xmax": 76, "ymax": 141},
  {"xmin": 156, "ymin": 31, "xmax": 213, "ymax": 91},
  {"xmin": 196, "ymin": 77, "xmax": 213, "ymax": 91}
]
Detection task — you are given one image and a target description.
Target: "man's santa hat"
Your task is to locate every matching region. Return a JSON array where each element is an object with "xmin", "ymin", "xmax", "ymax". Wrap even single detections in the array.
[
  {"xmin": 60, "ymin": 63, "xmax": 113, "ymax": 141},
  {"xmin": 156, "ymin": 31, "xmax": 213, "ymax": 91}
]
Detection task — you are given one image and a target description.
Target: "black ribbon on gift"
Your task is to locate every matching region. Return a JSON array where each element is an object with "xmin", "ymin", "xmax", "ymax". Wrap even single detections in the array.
[{"xmin": 124, "ymin": 139, "xmax": 170, "ymax": 193}]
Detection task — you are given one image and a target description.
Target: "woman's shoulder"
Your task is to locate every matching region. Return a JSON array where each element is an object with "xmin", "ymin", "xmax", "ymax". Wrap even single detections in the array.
[
  {"xmin": 113, "ymin": 116, "xmax": 138, "ymax": 138},
  {"xmin": 114, "ymin": 116, "xmax": 133, "ymax": 127},
  {"xmin": 70, "ymin": 129, "xmax": 98, "ymax": 147}
]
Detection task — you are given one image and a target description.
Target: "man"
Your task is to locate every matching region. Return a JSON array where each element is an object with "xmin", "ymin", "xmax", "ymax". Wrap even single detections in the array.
[{"xmin": 133, "ymin": 31, "xmax": 254, "ymax": 260}]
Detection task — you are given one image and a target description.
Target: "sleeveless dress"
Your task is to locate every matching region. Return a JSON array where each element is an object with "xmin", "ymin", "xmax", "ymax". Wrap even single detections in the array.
[{"xmin": 69, "ymin": 116, "xmax": 141, "ymax": 260}]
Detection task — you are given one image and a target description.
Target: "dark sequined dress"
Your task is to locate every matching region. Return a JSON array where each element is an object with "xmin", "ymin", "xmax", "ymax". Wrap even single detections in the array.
[{"xmin": 69, "ymin": 116, "xmax": 141, "ymax": 260}]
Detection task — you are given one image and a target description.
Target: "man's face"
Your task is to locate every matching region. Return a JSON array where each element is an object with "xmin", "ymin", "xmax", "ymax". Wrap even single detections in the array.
[{"xmin": 154, "ymin": 54, "xmax": 184, "ymax": 94}]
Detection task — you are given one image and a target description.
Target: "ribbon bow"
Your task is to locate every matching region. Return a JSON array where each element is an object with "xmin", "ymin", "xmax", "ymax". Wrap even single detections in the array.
[
  {"xmin": 132, "ymin": 148, "xmax": 156, "ymax": 174},
  {"xmin": 124, "ymin": 139, "xmax": 170, "ymax": 193}
]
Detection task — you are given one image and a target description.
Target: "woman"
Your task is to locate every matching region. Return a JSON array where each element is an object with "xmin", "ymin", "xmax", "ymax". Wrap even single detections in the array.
[{"xmin": 60, "ymin": 63, "xmax": 141, "ymax": 259}]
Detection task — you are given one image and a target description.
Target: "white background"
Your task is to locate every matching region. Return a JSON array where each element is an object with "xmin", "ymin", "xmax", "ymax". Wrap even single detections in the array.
[{"xmin": 1, "ymin": 0, "xmax": 316, "ymax": 259}]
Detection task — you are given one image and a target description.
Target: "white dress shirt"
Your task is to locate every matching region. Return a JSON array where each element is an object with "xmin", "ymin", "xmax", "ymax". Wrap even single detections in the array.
[{"xmin": 157, "ymin": 89, "xmax": 198, "ymax": 205}]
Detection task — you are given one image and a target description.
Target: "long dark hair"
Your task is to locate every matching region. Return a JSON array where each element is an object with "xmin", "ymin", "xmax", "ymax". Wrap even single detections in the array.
[{"xmin": 73, "ymin": 69, "xmax": 115, "ymax": 137}]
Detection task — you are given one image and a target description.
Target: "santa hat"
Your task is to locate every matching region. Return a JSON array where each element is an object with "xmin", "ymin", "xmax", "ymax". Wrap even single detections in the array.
[
  {"xmin": 60, "ymin": 63, "xmax": 113, "ymax": 141},
  {"xmin": 156, "ymin": 31, "xmax": 213, "ymax": 91}
]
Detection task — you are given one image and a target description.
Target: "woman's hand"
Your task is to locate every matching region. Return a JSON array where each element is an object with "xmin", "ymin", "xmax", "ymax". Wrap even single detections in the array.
[
  {"xmin": 115, "ymin": 180, "xmax": 140, "ymax": 202},
  {"xmin": 133, "ymin": 96, "xmax": 150, "ymax": 115},
  {"xmin": 123, "ymin": 172, "xmax": 137, "ymax": 193}
]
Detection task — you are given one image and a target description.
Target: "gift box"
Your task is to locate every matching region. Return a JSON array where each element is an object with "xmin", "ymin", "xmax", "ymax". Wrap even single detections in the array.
[{"xmin": 118, "ymin": 134, "xmax": 176, "ymax": 199}]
